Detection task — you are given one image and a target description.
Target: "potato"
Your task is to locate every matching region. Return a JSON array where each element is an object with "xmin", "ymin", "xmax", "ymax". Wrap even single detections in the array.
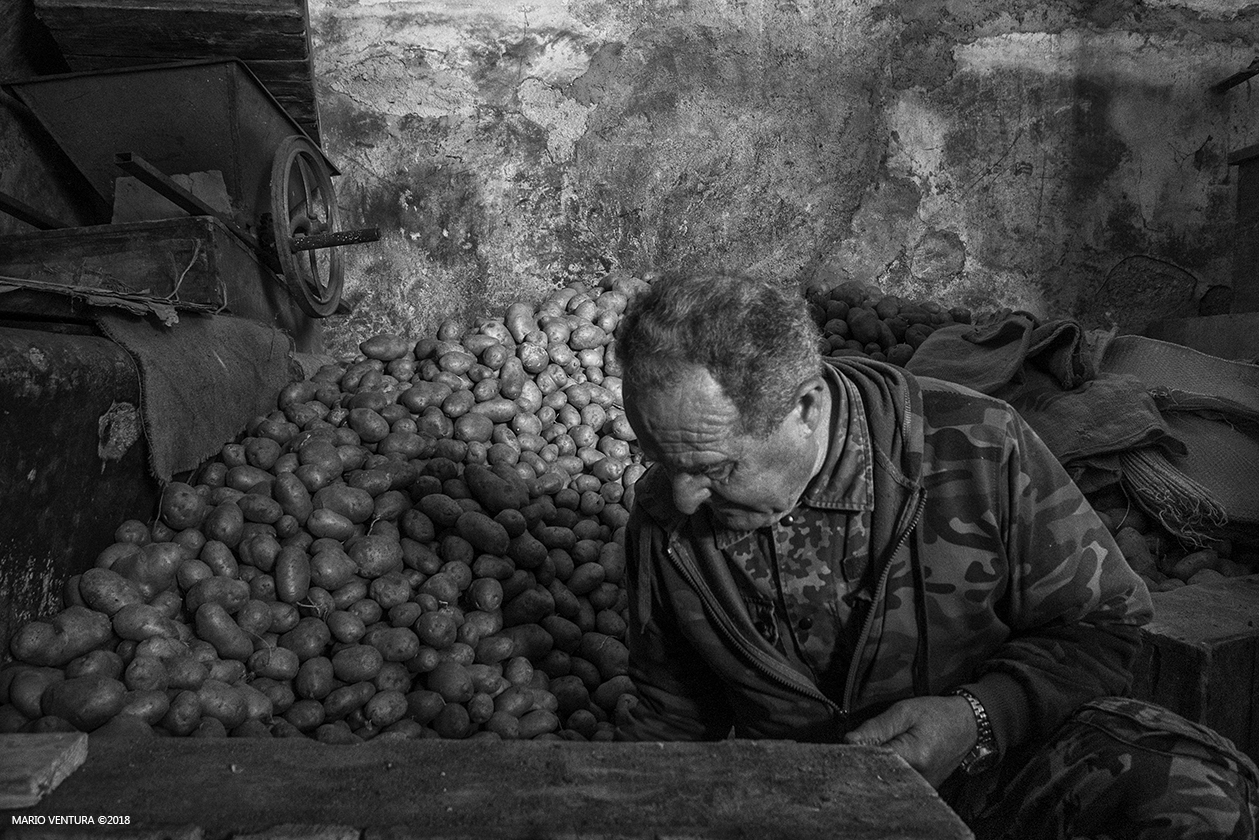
[
  {"xmin": 161, "ymin": 481, "xmax": 208, "ymax": 530},
  {"xmin": 202, "ymin": 502, "xmax": 245, "ymax": 548},
  {"xmin": 11, "ymin": 607, "xmax": 113, "ymax": 667},
  {"xmin": 42, "ymin": 675, "xmax": 126, "ymax": 731},
  {"xmin": 113, "ymin": 604, "xmax": 182, "ymax": 642},
  {"xmin": 361, "ymin": 577, "xmax": 406, "ymax": 616},
  {"xmin": 248, "ymin": 646, "xmax": 300, "ymax": 681},
  {"xmin": 518, "ymin": 708, "xmax": 560, "ymax": 739},
  {"xmin": 579, "ymin": 632, "xmax": 629, "ymax": 682},
  {"xmin": 294, "ymin": 656, "xmax": 334, "ymax": 701},
  {"xmin": 186, "ymin": 577, "xmax": 251, "ymax": 615},
  {"xmin": 370, "ymin": 627, "xmax": 421, "ymax": 663},
  {"xmin": 504, "ymin": 586, "xmax": 555, "ymax": 627},
  {"xmin": 323, "ymin": 682, "xmax": 375, "ymax": 720},
  {"xmin": 313, "ymin": 485, "xmax": 374, "ymax": 524},
  {"xmin": 165, "ymin": 654, "xmax": 209, "ymax": 691},
  {"xmin": 500, "ymin": 624, "xmax": 553, "ymax": 661},
  {"xmin": 427, "ymin": 661, "xmax": 474, "ymax": 704},
  {"xmin": 349, "ymin": 535, "xmax": 403, "ymax": 578},
  {"xmin": 112, "ymin": 542, "xmax": 184, "ymax": 599},
  {"xmin": 162, "ymin": 689, "xmax": 202, "ymax": 736},
  {"xmin": 200, "ymin": 540, "xmax": 239, "ymax": 578},
  {"xmin": 332, "ymin": 645, "xmax": 384, "ymax": 682},
  {"xmin": 238, "ymin": 493, "xmax": 283, "ymax": 525},
  {"xmin": 195, "ymin": 603, "xmax": 253, "ymax": 661},
  {"xmin": 63, "ymin": 649, "xmax": 124, "ymax": 682},
  {"xmin": 274, "ymin": 546, "xmax": 312, "ymax": 604},
  {"xmin": 281, "ymin": 617, "xmax": 332, "ymax": 662},
  {"xmin": 361, "ymin": 333, "xmax": 412, "ymax": 361},
  {"xmin": 284, "ymin": 699, "xmax": 326, "ymax": 732},
  {"xmin": 78, "ymin": 568, "xmax": 144, "ymax": 616},
  {"xmin": 197, "ymin": 679, "xmax": 248, "ymax": 729},
  {"xmin": 268, "ymin": 601, "xmax": 301, "ymax": 634},
  {"xmin": 308, "ymin": 547, "xmax": 358, "ymax": 591},
  {"xmin": 8, "ymin": 667, "xmax": 64, "ymax": 719},
  {"xmin": 118, "ymin": 689, "xmax": 170, "ymax": 725},
  {"xmin": 464, "ymin": 464, "xmax": 530, "ymax": 514}
]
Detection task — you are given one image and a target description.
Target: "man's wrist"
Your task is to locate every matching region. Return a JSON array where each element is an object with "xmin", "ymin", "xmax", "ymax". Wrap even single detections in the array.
[{"xmin": 949, "ymin": 687, "xmax": 999, "ymax": 774}]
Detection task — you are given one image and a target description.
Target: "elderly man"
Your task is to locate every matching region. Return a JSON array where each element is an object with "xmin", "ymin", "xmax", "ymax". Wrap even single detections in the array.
[{"xmin": 614, "ymin": 273, "xmax": 1258, "ymax": 839}]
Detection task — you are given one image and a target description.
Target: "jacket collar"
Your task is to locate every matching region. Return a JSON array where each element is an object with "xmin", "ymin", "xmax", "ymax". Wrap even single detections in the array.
[{"xmin": 798, "ymin": 364, "xmax": 876, "ymax": 513}]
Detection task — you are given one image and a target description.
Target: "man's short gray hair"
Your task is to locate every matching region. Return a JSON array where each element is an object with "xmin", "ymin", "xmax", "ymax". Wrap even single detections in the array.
[{"xmin": 617, "ymin": 273, "xmax": 823, "ymax": 438}]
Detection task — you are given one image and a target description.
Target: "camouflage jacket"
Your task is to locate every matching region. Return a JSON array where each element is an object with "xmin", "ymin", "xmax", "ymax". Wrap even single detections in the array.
[{"xmin": 618, "ymin": 357, "xmax": 1153, "ymax": 759}]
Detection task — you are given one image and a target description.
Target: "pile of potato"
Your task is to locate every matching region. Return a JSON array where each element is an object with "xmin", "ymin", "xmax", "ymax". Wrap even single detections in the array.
[
  {"xmin": 4, "ymin": 273, "xmax": 1252, "ymax": 742},
  {"xmin": 804, "ymin": 280, "xmax": 973, "ymax": 366},
  {"xmin": 0, "ymin": 273, "xmax": 653, "ymax": 743},
  {"xmin": 1086, "ymin": 484, "xmax": 1256, "ymax": 594}
]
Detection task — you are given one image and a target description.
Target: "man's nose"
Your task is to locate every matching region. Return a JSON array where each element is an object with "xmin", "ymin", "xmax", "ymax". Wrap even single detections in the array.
[{"xmin": 670, "ymin": 472, "xmax": 711, "ymax": 514}]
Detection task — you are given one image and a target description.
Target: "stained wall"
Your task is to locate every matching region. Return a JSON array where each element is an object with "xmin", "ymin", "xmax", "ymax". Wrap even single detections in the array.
[{"xmin": 307, "ymin": 0, "xmax": 1259, "ymax": 351}]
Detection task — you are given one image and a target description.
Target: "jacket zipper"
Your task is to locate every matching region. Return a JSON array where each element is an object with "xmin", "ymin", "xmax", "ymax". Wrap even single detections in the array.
[
  {"xmin": 666, "ymin": 542, "xmax": 840, "ymax": 713},
  {"xmin": 840, "ymin": 490, "xmax": 926, "ymax": 712}
]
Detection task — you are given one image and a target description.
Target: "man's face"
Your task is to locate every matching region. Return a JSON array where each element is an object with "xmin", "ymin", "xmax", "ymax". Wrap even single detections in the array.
[{"xmin": 625, "ymin": 365, "xmax": 828, "ymax": 531}]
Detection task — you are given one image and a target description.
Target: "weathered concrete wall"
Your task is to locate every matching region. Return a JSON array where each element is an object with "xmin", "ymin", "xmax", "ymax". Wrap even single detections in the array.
[{"xmin": 310, "ymin": 0, "xmax": 1259, "ymax": 350}]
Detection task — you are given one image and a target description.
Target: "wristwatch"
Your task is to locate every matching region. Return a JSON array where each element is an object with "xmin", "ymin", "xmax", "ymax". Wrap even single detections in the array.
[{"xmin": 949, "ymin": 687, "xmax": 1000, "ymax": 774}]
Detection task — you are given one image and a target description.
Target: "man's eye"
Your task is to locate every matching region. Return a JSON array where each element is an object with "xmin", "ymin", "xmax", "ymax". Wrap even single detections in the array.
[{"xmin": 704, "ymin": 464, "xmax": 735, "ymax": 482}]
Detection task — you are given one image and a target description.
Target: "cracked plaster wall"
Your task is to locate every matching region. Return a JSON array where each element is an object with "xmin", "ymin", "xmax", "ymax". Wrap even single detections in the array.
[{"xmin": 310, "ymin": 0, "xmax": 1259, "ymax": 350}]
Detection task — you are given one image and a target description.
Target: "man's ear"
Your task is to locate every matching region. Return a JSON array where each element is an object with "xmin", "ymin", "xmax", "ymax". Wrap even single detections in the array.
[{"xmin": 793, "ymin": 374, "xmax": 829, "ymax": 432}]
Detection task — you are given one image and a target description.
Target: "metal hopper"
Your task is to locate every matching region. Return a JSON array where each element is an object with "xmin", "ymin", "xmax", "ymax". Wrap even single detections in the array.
[{"xmin": 1, "ymin": 59, "xmax": 376, "ymax": 317}]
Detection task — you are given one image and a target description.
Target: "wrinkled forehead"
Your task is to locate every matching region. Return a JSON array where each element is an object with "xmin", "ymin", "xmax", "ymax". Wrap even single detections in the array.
[{"xmin": 624, "ymin": 369, "xmax": 744, "ymax": 456}]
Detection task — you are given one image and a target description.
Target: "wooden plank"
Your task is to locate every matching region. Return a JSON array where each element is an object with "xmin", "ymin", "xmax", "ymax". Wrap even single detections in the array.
[
  {"xmin": 37, "ymin": 0, "xmax": 305, "ymax": 11},
  {"xmin": 33, "ymin": 0, "xmax": 320, "ymax": 142},
  {"xmin": 0, "ymin": 218, "xmax": 232, "ymax": 308},
  {"xmin": 35, "ymin": 14, "xmax": 310, "ymax": 60},
  {"xmin": 1131, "ymin": 575, "xmax": 1259, "ymax": 764},
  {"xmin": 10, "ymin": 739, "xmax": 972, "ymax": 838},
  {"xmin": 0, "ymin": 733, "xmax": 88, "ymax": 808}
]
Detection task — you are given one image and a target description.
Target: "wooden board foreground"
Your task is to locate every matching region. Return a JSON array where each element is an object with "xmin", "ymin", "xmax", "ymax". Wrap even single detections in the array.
[
  {"xmin": 0, "ymin": 738, "xmax": 972, "ymax": 839},
  {"xmin": 0, "ymin": 733, "xmax": 88, "ymax": 809}
]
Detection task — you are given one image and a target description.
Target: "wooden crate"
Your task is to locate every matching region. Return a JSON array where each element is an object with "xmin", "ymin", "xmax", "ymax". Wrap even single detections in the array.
[
  {"xmin": 31, "ymin": 0, "xmax": 320, "ymax": 142},
  {"xmin": 1131, "ymin": 575, "xmax": 1259, "ymax": 763}
]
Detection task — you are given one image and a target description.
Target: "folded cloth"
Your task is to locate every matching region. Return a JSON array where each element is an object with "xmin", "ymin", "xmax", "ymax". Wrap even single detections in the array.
[
  {"xmin": 907, "ymin": 314, "xmax": 1179, "ymax": 465},
  {"xmin": 907, "ymin": 313, "xmax": 1101, "ymax": 394},
  {"xmin": 95, "ymin": 311, "xmax": 299, "ymax": 483}
]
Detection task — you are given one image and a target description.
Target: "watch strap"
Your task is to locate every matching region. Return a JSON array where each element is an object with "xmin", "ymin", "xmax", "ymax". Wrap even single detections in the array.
[{"xmin": 949, "ymin": 687, "xmax": 998, "ymax": 774}]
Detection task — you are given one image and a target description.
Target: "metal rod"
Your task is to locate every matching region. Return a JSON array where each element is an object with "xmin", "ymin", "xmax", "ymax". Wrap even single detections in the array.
[
  {"xmin": 1211, "ymin": 58, "xmax": 1259, "ymax": 94},
  {"xmin": 113, "ymin": 152, "xmax": 263, "ymax": 254},
  {"xmin": 290, "ymin": 227, "xmax": 381, "ymax": 252},
  {"xmin": 0, "ymin": 189, "xmax": 71, "ymax": 230}
]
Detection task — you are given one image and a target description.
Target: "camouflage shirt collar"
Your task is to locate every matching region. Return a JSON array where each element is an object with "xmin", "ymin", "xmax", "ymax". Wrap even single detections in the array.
[{"xmin": 713, "ymin": 367, "xmax": 874, "ymax": 549}]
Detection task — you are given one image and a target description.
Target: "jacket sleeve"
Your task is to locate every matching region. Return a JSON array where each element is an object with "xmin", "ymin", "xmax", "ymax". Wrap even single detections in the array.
[
  {"xmin": 962, "ymin": 406, "xmax": 1153, "ymax": 757},
  {"xmin": 614, "ymin": 503, "xmax": 734, "ymax": 742}
]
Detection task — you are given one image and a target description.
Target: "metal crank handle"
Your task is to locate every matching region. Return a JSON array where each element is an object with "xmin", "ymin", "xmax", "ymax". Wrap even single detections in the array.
[{"xmin": 289, "ymin": 227, "xmax": 381, "ymax": 252}]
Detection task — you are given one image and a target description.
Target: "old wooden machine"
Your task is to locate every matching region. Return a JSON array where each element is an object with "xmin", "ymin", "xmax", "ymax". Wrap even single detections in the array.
[
  {"xmin": 0, "ymin": 58, "xmax": 376, "ymax": 649},
  {"xmin": 0, "ymin": 58, "xmax": 377, "ymax": 339}
]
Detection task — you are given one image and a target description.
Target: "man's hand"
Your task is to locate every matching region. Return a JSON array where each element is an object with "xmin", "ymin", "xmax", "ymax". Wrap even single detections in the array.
[{"xmin": 841, "ymin": 695, "xmax": 978, "ymax": 787}]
